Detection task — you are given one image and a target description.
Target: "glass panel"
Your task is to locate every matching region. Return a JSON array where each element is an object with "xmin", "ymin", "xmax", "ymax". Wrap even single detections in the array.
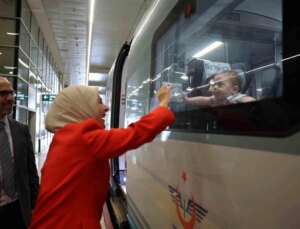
[
  {"xmin": 54, "ymin": 72, "xmax": 58, "ymax": 94},
  {"xmin": 28, "ymin": 85, "xmax": 36, "ymax": 110},
  {"xmin": 19, "ymin": 22, "xmax": 30, "ymax": 56},
  {"xmin": 16, "ymin": 78, "xmax": 28, "ymax": 107},
  {"xmin": 42, "ymin": 99, "xmax": 51, "ymax": 113},
  {"xmin": 21, "ymin": 0, "xmax": 31, "ymax": 30},
  {"xmin": 30, "ymin": 39, "xmax": 38, "ymax": 67},
  {"xmin": 43, "ymin": 41, "xmax": 47, "ymax": 55},
  {"xmin": 18, "ymin": 50, "xmax": 29, "ymax": 81},
  {"xmin": 0, "ymin": 47, "xmax": 17, "ymax": 75},
  {"xmin": 40, "ymin": 112, "xmax": 46, "ymax": 136},
  {"xmin": 38, "ymin": 31, "xmax": 43, "ymax": 76},
  {"xmin": 29, "ymin": 64, "xmax": 38, "ymax": 85},
  {"xmin": 46, "ymin": 53, "xmax": 52, "ymax": 88},
  {"xmin": 149, "ymin": 0, "xmax": 282, "ymax": 131},
  {"xmin": 49, "ymin": 61, "xmax": 54, "ymax": 91},
  {"xmin": 39, "ymin": 111, "xmax": 49, "ymax": 153},
  {"xmin": 38, "ymin": 30, "xmax": 43, "ymax": 51},
  {"xmin": 15, "ymin": 106, "xmax": 28, "ymax": 124},
  {"xmin": 31, "ymin": 15, "xmax": 39, "ymax": 44},
  {"xmin": 42, "ymin": 45, "xmax": 48, "ymax": 82},
  {"xmin": 35, "ymin": 90, "xmax": 41, "ymax": 152},
  {"xmin": 42, "ymin": 56, "xmax": 47, "ymax": 82},
  {"xmin": 37, "ymin": 49, "xmax": 43, "ymax": 74},
  {"xmin": 0, "ymin": 0, "xmax": 17, "ymax": 17},
  {"xmin": 0, "ymin": 18, "xmax": 17, "ymax": 46},
  {"xmin": 35, "ymin": 74, "xmax": 43, "ymax": 91}
]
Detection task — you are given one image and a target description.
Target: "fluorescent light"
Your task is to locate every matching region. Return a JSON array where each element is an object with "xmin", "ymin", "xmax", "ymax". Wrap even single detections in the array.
[
  {"xmin": 6, "ymin": 32, "xmax": 19, "ymax": 36},
  {"xmin": 88, "ymin": 72, "xmax": 107, "ymax": 81},
  {"xmin": 4, "ymin": 66, "xmax": 17, "ymax": 70},
  {"xmin": 180, "ymin": 75, "xmax": 188, "ymax": 80},
  {"xmin": 86, "ymin": 0, "xmax": 96, "ymax": 85},
  {"xmin": 0, "ymin": 52, "xmax": 2, "ymax": 55},
  {"xmin": 175, "ymin": 71, "xmax": 188, "ymax": 80},
  {"xmin": 193, "ymin": 41, "xmax": 223, "ymax": 58},
  {"xmin": 134, "ymin": 0, "xmax": 160, "ymax": 40},
  {"xmin": 30, "ymin": 71, "xmax": 37, "ymax": 79},
  {"xmin": 18, "ymin": 58, "xmax": 29, "ymax": 68}
]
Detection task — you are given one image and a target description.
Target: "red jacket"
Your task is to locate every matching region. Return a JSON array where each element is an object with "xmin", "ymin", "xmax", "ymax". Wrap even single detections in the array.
[{"xmin": 29, "ymin": 106, "xmax": 175, "ymax": 229}]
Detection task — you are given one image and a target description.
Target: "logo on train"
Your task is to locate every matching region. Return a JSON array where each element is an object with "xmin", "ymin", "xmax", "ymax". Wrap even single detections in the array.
[{"xmin": 168, "ymin": 171, "xmax": 208, "ymax": 229}]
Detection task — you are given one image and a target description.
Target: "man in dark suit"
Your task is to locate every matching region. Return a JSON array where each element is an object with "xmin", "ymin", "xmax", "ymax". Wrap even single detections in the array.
[{"xmin": 0, "ymin": 76, "xmax": 39, "ymax": 229}]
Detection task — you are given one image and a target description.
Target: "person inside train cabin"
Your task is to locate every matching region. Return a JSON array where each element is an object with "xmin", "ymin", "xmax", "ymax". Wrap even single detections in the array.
[
  {"xmin": 182, "ymin": 70, "xmax": 256, "ymax": 107},
  {"xmin": 29, "ymin": 84, "xmax": 175, "ymax": 229}
]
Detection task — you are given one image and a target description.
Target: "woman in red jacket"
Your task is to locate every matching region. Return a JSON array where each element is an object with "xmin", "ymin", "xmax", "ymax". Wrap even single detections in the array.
[{"xmin": 29, "ymin": 84, "xmax": 175, "ymax": 229}]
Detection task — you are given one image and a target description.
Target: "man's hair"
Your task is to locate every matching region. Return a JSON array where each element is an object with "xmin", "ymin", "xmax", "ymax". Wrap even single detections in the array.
[{"xmin": 0, "ymin": 76, "xmax": 11, "ymax": 84}]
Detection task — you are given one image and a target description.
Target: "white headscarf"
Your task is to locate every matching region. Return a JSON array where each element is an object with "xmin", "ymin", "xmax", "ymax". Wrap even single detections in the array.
[{"xmin": 45, "ymin": 85, "xmax": 100, "ymax": 133}]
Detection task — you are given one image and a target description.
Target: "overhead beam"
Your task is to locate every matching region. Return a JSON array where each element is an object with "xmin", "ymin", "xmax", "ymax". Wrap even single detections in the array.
[
  {"xmin": 89, "ymin": 66, "xmax": 110, "ymax": 73},
  {"xmin": 88, "ymin": 81, "xmax": 107, "ymax": 87}
]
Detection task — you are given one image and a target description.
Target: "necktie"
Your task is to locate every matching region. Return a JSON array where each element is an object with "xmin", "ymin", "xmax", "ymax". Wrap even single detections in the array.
[{"xmin": 0, "ymin": 121, "xmax": 16, "ymax": 197}]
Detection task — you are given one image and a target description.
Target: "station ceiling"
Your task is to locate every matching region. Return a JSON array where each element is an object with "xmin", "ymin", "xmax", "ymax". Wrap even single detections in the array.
[{"xmin": 27, "ymin": 0, "xmax": 152, "ymax": 98}]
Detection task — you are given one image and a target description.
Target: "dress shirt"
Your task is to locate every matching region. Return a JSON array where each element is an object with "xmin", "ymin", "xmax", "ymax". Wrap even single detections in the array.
[{"xmin": 0, "ymin": 115, "xmax": 18, "ymax": 206}]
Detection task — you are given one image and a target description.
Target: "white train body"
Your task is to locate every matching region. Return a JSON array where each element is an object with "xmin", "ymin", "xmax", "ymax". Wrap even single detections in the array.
[{"xmin": 111, "ymin": 0, "xmax": 300, "ymax": 228}]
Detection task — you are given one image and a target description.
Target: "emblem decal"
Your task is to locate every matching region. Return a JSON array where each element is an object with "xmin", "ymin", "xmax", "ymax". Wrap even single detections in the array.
[{"xmin": 169, "ymin": 171, "xmax": 208, "ymax": 228}]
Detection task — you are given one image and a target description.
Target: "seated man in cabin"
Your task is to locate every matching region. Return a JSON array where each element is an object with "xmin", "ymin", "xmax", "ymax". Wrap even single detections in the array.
[{"xmin": 182, "ymin": 70, "xmax": 256, "ymax": 107}]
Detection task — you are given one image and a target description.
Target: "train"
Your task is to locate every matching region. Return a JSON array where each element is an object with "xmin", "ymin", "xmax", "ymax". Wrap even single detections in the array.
[{"xmin": 106, "ymin": 0, "xmax": 300, "ymax": 228}]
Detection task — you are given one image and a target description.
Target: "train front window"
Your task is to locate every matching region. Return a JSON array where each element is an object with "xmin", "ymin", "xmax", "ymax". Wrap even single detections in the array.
[{"xmin": 150, "ymin": 0, "xmax": 284, "ymax": 134}]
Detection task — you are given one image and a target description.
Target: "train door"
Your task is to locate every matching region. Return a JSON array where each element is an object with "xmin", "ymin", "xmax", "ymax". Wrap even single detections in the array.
[{"xmin": 106, "ymin": 41, "xmax": 131, "ymax": 228}]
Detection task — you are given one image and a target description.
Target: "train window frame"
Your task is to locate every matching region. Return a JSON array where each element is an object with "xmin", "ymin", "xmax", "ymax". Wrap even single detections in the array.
[{"xmin": 149, "ymin": 0, "xmax": 300, "ymax": 137}]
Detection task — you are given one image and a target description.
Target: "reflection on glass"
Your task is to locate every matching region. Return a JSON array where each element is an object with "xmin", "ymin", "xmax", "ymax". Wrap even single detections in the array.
[
  {"xmin": 19, "ymin": 23, "xmax": 30, "ymax": 55},
  {"xmin": 31, "ymin": 15, "xmax": 39, "ymax": 44},
  {"xmin": 15, "ymin": 106, "xmax": 28, "ymax": 125},
  {"xmin": 0, "ymin": 47, "xmax": 16, "ymax": 75},
  {"xmin": 16, "ymin": 78, "xmax": 28, "ymax": 107},
  {"xmin": 18, "ymin": 50, "xmax": 29, "ymax": 81},
  {"xmin": 149, "ymin": 0, "xmax": 283, "ymax": 129},
  {"xmin": 149, "ymin": 0, "xmax": 282, "ymax": 131},
  {"xmin": 21, "ymin": 0, "xmax": 31, "ymax": 30},
  {"xmin": 30, "ymin": 40, "xmax": 38, "ymax": 67},
  {"xmin": 28, "ymin": 85, "xmax": 36, "ymax": 110},
  {"xmin": 182, "ymin": 70, "xmax": 256, "ymax": 107}
]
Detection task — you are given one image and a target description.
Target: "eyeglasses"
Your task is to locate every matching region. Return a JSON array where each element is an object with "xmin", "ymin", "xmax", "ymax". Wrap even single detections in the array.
[{"xmin": 0, "ymin": 90, "xmax": 16, "ymax": 98}]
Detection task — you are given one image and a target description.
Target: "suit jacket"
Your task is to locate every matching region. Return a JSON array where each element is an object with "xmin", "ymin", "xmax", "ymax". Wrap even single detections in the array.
[
  {"xmin": 29, "ymin": 106, "xmax": 175, "ymax": 229},
  {"xmin": 8, "ymin": 117, "xmax": 39, "ymax": 226}
]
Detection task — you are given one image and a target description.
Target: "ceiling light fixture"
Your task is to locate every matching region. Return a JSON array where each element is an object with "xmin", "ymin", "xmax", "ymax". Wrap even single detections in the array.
[
  {"xmin": 193, "ymin": 41, "xmax": 223, "ymax": 58},
  {"xmin": 18, "ymin": 58, "xmax": 29, "ymax": 68},
  {"xmin": 86, "ymin": 0, "xmax": 96, "ymax": 85},
  {"xmin": 180, "ymin": 75, "xmax": 188, "ymax": 80},
  {"xmin": 134, "ymin": 0, "xmax": 160, "ymax": 41},
  {"xmin": 6, "ymin": 32, "xmax": 19, "ymax": 36},
  {"xmin": 4, "ymin": 66, "xmax": 17, "ymax": 70}
]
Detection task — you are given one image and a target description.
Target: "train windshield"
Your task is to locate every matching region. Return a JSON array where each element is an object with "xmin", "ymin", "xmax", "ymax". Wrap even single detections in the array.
[{"xmin": 149, "ymin": 0, "xmax": 282, "ymax": 132}]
